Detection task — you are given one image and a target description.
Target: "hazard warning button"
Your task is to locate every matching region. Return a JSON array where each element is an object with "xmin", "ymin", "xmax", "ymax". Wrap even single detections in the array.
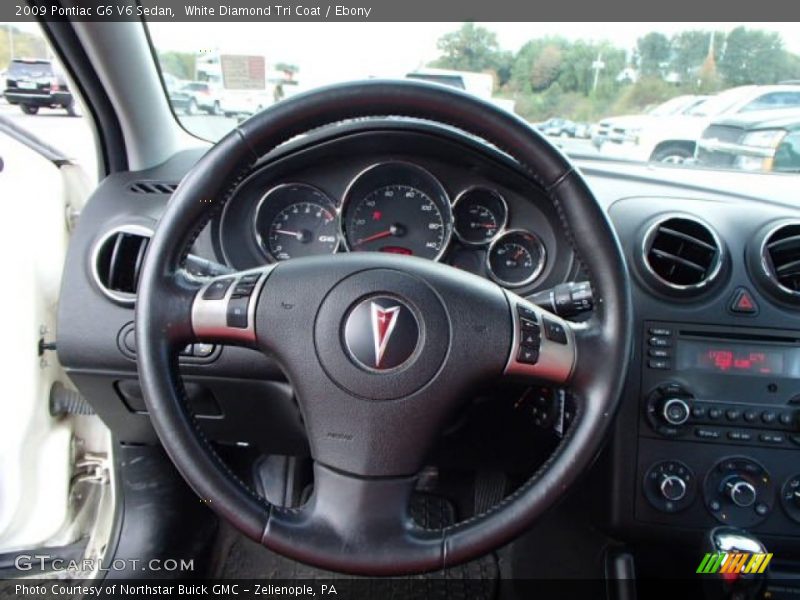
[{"xmin": 729, "ymin": 287, "xmax": 758, "ymax": 315}]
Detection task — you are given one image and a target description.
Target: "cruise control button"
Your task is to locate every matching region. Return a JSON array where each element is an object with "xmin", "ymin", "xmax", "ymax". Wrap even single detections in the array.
[
  {"xmin": 517, "ymin": 346, "xmax": 539, "ymax": 365},
  {"xmin": 227, "ymin": 296, "xmax": 250, "ymax": 328},
  {"xmin": 521, "ymin": 331, "xmax": 540, "ymax": 347},
  {"xmin": 543, "ymin": 318, "xmax": 567, "ymax": 344},
  {"xmin": 202, "ymin": 277, "xmax": 234, "ymax": 300}
]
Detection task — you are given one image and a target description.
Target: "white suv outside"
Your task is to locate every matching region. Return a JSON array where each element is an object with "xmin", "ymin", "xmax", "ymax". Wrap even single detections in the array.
[{"xmin": 599, "ymin": 85, "xmax": 800, "ymax": 163}]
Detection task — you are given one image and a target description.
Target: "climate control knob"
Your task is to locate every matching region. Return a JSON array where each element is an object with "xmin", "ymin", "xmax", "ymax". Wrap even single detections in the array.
[
  {"xmin": 726, "ymin": 478, "xmax": 757, "ymax": 508},
  {"xmin": 662, "ymin": 398, "xmax": 691, "ymax": 426},
  {"xmin": 660, "ymin": 474, "xmax": 687, "ymax": 502}
]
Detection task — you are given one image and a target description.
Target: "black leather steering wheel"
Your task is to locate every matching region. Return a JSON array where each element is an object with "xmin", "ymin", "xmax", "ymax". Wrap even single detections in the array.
[{"xmin": 135, "ymin": 80, "xmax": 632, "ymax": 575}]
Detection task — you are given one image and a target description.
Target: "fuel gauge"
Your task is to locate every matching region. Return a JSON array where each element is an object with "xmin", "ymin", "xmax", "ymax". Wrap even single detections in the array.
[
  {"xmin": 453, "ymin": 187, "xmax": 507, "ymax": 245},
  {"xmin": 487, "ymin": 229, "xmax": 546, "ymax": 287}
]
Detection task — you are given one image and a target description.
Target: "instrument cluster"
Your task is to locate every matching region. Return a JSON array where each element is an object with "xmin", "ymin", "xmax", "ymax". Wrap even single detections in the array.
[{"xmin": 249, "ymin": 160, "xmax": 549, "ymax": 289}]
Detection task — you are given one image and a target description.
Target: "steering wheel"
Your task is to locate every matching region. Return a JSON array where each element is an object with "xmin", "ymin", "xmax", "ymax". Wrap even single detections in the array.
[{"xmin": 135, "ymin": 80, "xmax": 632, "ymax": 575}]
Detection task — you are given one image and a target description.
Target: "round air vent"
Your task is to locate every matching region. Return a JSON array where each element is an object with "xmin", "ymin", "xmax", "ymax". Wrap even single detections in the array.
[
  {"xmin": 641, "ymin": 216, "xmax": 723, "ymax": 294},
  {"xmin": 92, "ymin": 225, "xmax": 153, "ymax": 304},
  {"xmin": 760, "ymin": 222, "xmax": 800, "ymax": 299}
]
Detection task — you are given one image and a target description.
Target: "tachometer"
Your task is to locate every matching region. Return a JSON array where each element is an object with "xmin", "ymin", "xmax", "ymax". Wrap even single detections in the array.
[
  {"xmin": 341, "ymin": 162, "xmax": 453, "ymax": 261},
  {"xmin": 254, "ymin": 183, "xmax": 338, "ymax": 261},
  {"xmin": 487, "ymin": 229, "xmax": 546, "ymax": 287}
]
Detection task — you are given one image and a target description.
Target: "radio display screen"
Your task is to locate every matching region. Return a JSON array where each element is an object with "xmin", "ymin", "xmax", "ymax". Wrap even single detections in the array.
[{"xmin": 676, "ymin": 339, "xmax": 800, "ymax": 377}]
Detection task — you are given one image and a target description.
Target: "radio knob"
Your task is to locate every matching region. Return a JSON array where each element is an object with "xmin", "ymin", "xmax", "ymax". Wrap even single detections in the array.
[
  {"xmin": 660, "ymin": 474, "xmax": 687, "ymax": 502},
  {"xmin": 662, "ymin": 398, "xmax": 691, "ymax": 426},
  {"xmin": 726, "ymin": 478, "xmax": 757, "ymax": 508}
]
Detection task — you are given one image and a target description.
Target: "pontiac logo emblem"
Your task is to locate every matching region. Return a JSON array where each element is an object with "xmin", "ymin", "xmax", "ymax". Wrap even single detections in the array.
[
  {"xmin": 370, "ymin": 303, "xmax": 401, "ymax": 368},
  {"xmin": 344, "ymin": 297, "xmax": 418, "ymax": 370}
]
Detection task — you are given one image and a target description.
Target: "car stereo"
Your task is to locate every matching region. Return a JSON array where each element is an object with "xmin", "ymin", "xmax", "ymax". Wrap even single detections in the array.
[{"xmin": 641, "ymin": 322, "xmax": 800, "ymax": 450}]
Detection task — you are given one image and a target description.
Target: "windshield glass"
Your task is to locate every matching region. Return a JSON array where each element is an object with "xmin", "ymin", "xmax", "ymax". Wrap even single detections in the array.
[{"xmin": 149, "ymin": 22, "xmax": 800, "ymax": 175}]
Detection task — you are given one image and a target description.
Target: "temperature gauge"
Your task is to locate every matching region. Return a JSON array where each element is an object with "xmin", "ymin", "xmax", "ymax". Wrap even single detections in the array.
[
  {"xmin": 487, "ymin": 229, "xmax": 546, "ymax": 287},
  {"xmin": 453, "ymin": 187, "xmax": 507, "ymax": 245}
]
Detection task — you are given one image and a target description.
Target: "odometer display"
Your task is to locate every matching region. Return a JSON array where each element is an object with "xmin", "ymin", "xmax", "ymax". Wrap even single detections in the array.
[{"xmin": 342, "ymin": 163, "xmax": 453, "ymax": 261}]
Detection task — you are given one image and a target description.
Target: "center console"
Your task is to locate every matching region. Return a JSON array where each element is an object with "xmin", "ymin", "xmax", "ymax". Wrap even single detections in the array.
[{"xmin": 635, "ymin": 321, "xmax": 800, "ymax": 535}]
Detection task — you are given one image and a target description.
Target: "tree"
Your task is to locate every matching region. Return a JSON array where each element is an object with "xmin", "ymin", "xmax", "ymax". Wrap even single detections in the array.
[
  {"xmin": 637, "ymin": 32, "xmax": 671, "ymax": 77},
  {"xmin": 157, "ymin": 51, "xmax": 195, "ymax": 81},
  {"xmin": 431, "ymin": 23, "xmax": 503, "ymax": 75},
  {"xmin": 530, "ymin": 44, "xmax": 562, "ymax": 91},
  {"xmin": 670, "ymin": 30, "xmax": 724, "ymax": 81},
  {"xmin": 275, "ymin": 62, "xmax": 299, "ymax": 77},
  {"xmin": 718, "ymin": 27, "xmax": 787, "ymax": 85}
]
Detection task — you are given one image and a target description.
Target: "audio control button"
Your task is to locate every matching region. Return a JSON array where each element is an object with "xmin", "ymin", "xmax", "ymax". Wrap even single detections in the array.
[
  {"xmin": 663, "ymin": 398, "xmax": 690, "ymax": 425},
  {"xmin": 762, "ymin": 411, "xmax": 777, "ymax": 424},
  {"xmin": 708, "ymin": 408, "xmax": 722, "ymax": 420},
  {"xmin": 726, "ymin": 409, "xmax": 741, "ymax": 421},
  {"xmin": 696, "ymin": 428, "xmax": 721, "ymax": 439},
  {"xmin": 744, "ymin": 410, "xmax": 758, "ymax": 423}
]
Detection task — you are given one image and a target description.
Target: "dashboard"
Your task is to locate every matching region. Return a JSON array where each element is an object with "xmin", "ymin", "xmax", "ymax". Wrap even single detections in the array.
[
  {"xmin": 55, "ymin": 118, "xmax": 800, "ymax": 552},
  {"xmin": 214, "ymin": 128, "xmax": 575, "ymax": 296}
]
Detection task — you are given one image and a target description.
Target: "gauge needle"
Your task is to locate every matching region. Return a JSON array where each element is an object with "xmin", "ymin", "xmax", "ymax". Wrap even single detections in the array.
[
  {"xmin": 355, "ymin": 229, "xmax": 394, "ymax": 246},
  {"xmin": 274, "ymin": 229, "xmax": 302, "ymax": 239}
]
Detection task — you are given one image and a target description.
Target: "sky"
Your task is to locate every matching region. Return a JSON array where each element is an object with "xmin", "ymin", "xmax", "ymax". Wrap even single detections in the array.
[
  {"xmin": 7, "ymin": 21, "xmax": 800, "ymax": 88},
  {"xmin": 146, "ymin": 22, "xmax": 800, "ymax": 87}
]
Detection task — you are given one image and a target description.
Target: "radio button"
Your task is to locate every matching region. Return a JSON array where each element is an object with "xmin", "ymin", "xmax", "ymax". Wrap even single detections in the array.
[
  {"xmin": 696, "ymin": 428, "xmax": 721, "ymax": 439},
  {"xmin": 648, "ymin": 359, "xmax": 671, "ymax": 370},
  {"xmin": 708, "ymin": 408, "xmax": 723, "ymax": 420},
  {"xmin": 779, "ymin": 412, "xmax": 792, "ymax": 426},
  {"xmin": 649, "ymin": 336, "xmax": 671, "ymax": 348},
  {"xmin": 726, "ymin": 409, "xmax": 741, "ymax": 421},
  {"xmin": 648, "ymin": 348, "xmax": 670, "ymax": 358},
  {"xmin": 761, "ymin": 411, "xmax": 777, "ymax": 424},
  {"xmin": 744, "ymin": 410, "xmax": 758, "ymax": 423},
  {"xmin": 692, "ymin": 406, "xmax": 707, "ymax": 418},
  {"xmin": 760, "ymin": 433, "xmax": 785, "ymax": 444},
  {"xmin": 663, "ymin": 398, "xmax": 690, "ymax": 425},
  {"xmin": 649, "ymin": 327, "xmax": 673, "ymax": 336},
  {"xmin": 728, "ymin": 431, "xmax": 753, "ymax": 442}
]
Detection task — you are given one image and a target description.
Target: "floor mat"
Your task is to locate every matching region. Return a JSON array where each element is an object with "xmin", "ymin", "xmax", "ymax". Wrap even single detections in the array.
[{"xmin": 216, "ymin": 493, "xmax": 498, "ymax": 600}]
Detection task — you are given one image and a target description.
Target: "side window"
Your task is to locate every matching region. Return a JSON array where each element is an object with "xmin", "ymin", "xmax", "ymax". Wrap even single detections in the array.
[
  {"xmin": 739, "ymin": 92, "xmax": 800, "ymax": 113},
  {"xmin": 2, "ymin": 25, "xmax": 97, "ymax": 179}
]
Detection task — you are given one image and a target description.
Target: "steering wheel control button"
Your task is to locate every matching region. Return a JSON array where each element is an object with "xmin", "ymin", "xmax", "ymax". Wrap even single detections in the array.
[
  {"xmin": 344, "ymin": 297, "xmax": 419, "ymax": 371},
  {"xmin": 643, "ymin": 460, "xmax": 695, "ymax": 513},
  {"xmin": 729, "ymin": 287, "xmax": 759, "ymax": 316},
  {"xmin": 227, "ymin": 297, "xmax": 250, "ymax": 328},
  {"xmin": 704, "ymin": 457, "xmax": 774, "ymax": 526},
  {"xmin": 518, "ymin": 346, "xmax": 539, "ymax": 365},
  {"xmin": 202, "ymin": 277, "xmax": 233, "ymax": 300},
  {"xmin": 543, "ymin": 318, "xmax": 567, "ymax": 345}
]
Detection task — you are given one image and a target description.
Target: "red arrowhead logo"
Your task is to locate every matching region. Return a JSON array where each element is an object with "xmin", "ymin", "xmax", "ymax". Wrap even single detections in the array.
[{"xmin": 370, "ymin": 302, "xmax": 401, "ymax": 368}]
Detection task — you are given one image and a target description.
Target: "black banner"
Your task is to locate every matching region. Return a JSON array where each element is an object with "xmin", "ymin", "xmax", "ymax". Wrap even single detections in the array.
[{"xmin": 1, "ymin": 0, "xmax": 794, "ymax": 23}]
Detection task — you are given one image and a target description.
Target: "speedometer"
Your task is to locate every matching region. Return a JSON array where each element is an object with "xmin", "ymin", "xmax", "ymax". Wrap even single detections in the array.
[{"xmin": 341, "ymin": 162, "xmax": 453, "ymax": 261}]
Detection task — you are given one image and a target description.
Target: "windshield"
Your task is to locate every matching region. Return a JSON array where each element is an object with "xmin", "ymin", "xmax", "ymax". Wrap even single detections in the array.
[{"xmin": 149, "ymin": 22, "xmax": 800, "ymax": 175}]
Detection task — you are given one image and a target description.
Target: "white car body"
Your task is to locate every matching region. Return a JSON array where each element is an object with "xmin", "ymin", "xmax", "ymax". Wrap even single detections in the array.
[{"xmin": 599, "ymin": 85, "xmax": 800, "ymax": 162}]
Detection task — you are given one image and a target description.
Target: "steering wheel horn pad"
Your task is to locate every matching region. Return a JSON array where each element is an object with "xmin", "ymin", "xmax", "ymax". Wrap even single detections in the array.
[{"xmin": 135, "ymin": 80, "xmax": 632, "ymax": 575}]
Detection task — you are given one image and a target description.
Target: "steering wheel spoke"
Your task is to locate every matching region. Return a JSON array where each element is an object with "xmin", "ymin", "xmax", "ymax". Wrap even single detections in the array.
[
  {"xmin": 266, "ymin": 462, "xmax": 442, "ymax": 574},
  {"xmin": 191, "ymin": 266, "xmax": 275, "ymax": 346},
  {"xmin": 502, "ymin": 291, "xmax": 578, "ymax": 385}
]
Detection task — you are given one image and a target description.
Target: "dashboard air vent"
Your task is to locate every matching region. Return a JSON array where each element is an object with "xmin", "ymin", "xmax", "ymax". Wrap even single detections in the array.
[
  {"xmin": 129, "ymin": 181, "xmax": 178, "ymax": 195},
  {"xmin": 93, "ymin": 226, "xmax": 152, "ymax": 304},
  {"xmin": 643, "ymin": 216, "xmax": 722, "ymax": 291},
  {"xmin": 763, "ymin": 223, "xmax": 800, "ymax": 294}
]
